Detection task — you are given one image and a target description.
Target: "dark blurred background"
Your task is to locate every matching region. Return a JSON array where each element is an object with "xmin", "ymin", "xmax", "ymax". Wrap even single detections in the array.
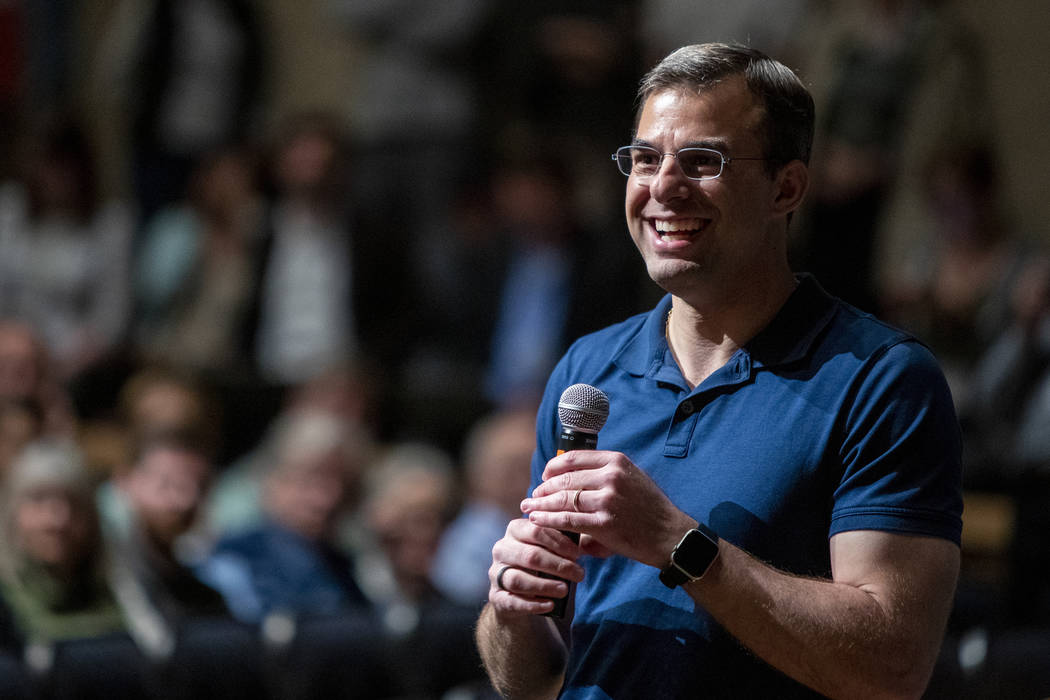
[{"xmin": 1, "ymin": 1, "xmax": 1049, "ymax": 697}]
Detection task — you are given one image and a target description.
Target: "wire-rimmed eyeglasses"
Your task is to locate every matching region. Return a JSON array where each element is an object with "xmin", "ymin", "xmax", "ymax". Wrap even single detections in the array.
[{"xmin": 612, "ymin": 145, "xmax": 769, "ymax": 182}]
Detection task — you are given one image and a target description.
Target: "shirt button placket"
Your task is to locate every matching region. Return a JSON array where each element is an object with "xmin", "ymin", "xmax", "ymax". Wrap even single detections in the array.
[{"xmin": 664, "ymin": 398, "xmax": 701, "ymax": 457}]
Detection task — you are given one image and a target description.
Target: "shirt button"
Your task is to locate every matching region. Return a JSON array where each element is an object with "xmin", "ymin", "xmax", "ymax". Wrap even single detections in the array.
[{"xmin": 679, "ymin": 401, "xmax": 695, "ymax": 416}]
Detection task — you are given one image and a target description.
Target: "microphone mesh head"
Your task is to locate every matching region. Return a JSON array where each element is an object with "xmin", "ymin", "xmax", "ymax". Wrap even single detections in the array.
[{"xmin": 557, "ymin": 383, "xmax": 610, "ymax": 434}]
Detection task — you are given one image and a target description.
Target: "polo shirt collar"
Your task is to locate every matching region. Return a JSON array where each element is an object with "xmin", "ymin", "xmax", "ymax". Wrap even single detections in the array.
[
  {"xmin": 613, "ymin": 294, "xmax": 674, "ymax": 379},
  {"xmin": 746, "ymin": 274, "xmax": 838, "ymax": 369},
  {"xmin": 613, "ymin": 274, "xmax": 838, "ymax": 379}
]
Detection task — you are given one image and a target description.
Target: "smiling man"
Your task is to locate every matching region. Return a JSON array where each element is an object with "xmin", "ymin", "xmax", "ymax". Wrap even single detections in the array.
[{"xmin": 475, "ymin": 44, "xmax": 962, "ymax": 699}]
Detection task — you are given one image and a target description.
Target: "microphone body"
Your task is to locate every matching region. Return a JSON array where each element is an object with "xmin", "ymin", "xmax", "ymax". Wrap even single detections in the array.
[
  {"xmin": 557, "ymin": 426, "xmax": 598, "ymax": 453},
  {"xmin": 544, "ymin": 384, "xmax": 609, "ymax": 618}
]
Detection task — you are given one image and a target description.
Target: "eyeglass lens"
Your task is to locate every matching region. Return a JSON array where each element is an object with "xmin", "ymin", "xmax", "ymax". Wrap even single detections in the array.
[{"xmin": 615, "ymin": 146, "xmax": 724, "ymax": 180}]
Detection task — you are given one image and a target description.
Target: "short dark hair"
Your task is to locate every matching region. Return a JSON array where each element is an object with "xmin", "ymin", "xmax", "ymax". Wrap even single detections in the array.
[
  {"xmin": 130, "ymin": 427, "xmax": 214, "ymax": 469},
  {"xmin": 637, "ymin": 43, "xmax": 815, "ymax": 175}
]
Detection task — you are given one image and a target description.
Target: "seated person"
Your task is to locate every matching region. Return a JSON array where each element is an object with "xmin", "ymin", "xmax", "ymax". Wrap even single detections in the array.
[
  {"xmin": 96, "ymin": 365, "xmax": 222, "ymax": 537},
  {"xmin": 0, "ymin": 439, "xmax": 151, "ymax": 699},
  {"xmin": 0, "ymin": 321, "xmax": 75, "ymax": 440},
  {"xmin": 112, "ymin": 430, "xmax": 265, "ymax": 700},
  {"xmin": 353, "ymin": 442, "xmax": 490, "ymax": 697},
  {"xmin": 0, "ymin": 439, "xmax": 127, "ymax": 648},
  {"xmin": 109, "ymin": 429, "xmax": 229, "ymax": 628},
  {"xmin": 204, "ymin": 363, "xmax": 377, "ymax": 537},
  {"xmin": 355, "ymin": 442, "xmax": 458, "ymax": 622},
  {"xmin": 1, "ymin": 437, "xmax": 255, "ymax": 700},
  {"xmin": 200, "ymin": 410, "xmax": 369, "ymax": 623},
  {"xmin": 430, "ymin": 407, "xmax": 537, "ymax": 606}
]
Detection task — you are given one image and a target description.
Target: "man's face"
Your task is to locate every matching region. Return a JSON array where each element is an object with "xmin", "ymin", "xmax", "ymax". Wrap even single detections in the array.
[
  {"xmin": 626, "ymin": 76, "xmax": 786, "ymax": 304},
  {"xmin": 125, "ymin": 447, "xmax": 211, "ymax": 544}
]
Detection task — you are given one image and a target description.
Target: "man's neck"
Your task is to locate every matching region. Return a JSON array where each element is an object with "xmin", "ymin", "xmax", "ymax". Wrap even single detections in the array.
[{"xmin": 666, "ymin": 271, "xmax": 798, "ymax": 389}]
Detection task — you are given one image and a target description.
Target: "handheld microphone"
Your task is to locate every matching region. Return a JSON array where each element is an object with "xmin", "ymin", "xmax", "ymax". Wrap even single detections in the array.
[
  {"xmin": 556, "ymin": 383, "xmax": 610, "ymax": 454},
  {"xmin": 544, "ymin": 383, "xmax": 609, "ymax": 618}
]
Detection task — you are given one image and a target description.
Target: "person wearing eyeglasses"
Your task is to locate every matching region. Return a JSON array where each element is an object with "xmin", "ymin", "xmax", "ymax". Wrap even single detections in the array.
[{"xmin": 475, "ymin": 43, "xmax": 961, "ymax": 699}]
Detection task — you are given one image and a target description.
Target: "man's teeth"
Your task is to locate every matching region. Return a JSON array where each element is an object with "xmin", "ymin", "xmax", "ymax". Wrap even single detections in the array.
[{"xmin": 655, "ymin": 219, "xmax": 704, "ymax": 236}]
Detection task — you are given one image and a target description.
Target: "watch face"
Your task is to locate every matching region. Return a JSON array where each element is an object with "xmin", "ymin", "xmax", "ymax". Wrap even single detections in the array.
[{"xmin": 673, "ymin": 527, "xmax": 719, "ymax": 578}]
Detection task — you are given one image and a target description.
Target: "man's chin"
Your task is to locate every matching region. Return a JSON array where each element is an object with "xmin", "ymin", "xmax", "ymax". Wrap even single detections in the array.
[{"xmin": 647, "ymin": 259, "xmax": 705, "ymax": 293}]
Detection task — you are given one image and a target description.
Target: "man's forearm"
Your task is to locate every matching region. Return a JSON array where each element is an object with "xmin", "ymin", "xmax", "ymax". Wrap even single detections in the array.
[
  {"xmin": 688, "ymin": 533, "xmax": 959, "ymax": 700},
  {"xmin": 476, "ymin": 603, "xmax": 568, "ymax": 700}
]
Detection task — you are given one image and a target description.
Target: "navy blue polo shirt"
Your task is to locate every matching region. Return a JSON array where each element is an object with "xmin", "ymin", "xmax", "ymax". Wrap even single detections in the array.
[{"xmin": 531, "ymin": 275, "xmax": 963, "ymax": 699}]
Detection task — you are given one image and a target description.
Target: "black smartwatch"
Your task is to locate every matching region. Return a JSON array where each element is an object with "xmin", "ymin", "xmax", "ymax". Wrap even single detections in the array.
[{"xmin": 659, "ymin": 524, "xmax": 720, "ymax": 588}]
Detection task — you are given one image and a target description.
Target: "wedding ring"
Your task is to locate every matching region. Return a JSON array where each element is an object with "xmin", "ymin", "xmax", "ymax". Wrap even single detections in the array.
[
  {"xmin": 496, "ymin": 565, "xmax": 513, "ymax": 591},
  {"xmin": 572, "ymin": 489, "xmax": 583, "ymax": 512}
]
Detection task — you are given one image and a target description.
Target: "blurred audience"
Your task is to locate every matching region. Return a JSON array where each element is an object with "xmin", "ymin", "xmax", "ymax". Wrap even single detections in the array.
[
  {"xmin": 253, "ymin": 112, "xmax": 359, "ymax": 389},
  {"xmin": 882, "ymin": 144, "xmax": 1034, "ymax": 420},
  {"xmin": 486, "ymin": 150, "xmax": 654, "ymax": 405},
  {"xmin": 794, "ymin": 0, "xmax": 991, "ymax": 314},
  {"xmin": 333, "ymin": 0, "xmax": 490, "ymax": 290},
  {"xmin": 354, "ymin": 443, "xmax": 458, "ymax": 627},
  {"xmin": 482, "ymin": 154, "xmax": 591, "ymax": 406},
  {"xmin": 431, "ymin": 407, "xmax": 537, "ymax": 606},
  {"xmin": 987, "ymin": 274, "xmax": 1050, "ymax": 475},
  {"xmin": 205, "ymin": 363, "xmax": 377, "ymax": 538},
  {"xmin": 242, "ymin": 111, "xmax": 410, "ymax": 442},
  {"xmin": 403, "ymin": 149, "xmax": 652, "ymax": 448},
  {"xmin": 100, "ymin": 0, "xmax": 266, "ymax": 225},
  {"xmin": 132, "ymin": 146, "xmax": 267, "ymax": 382},
  {"xmin": 476, "ymin": 2, "xmax": 639, "ymax": 227},
  {"xmin": 351, "ymin": 441, "xmax": 490, "ymax": 699},
  {"xmin": 0, "ymin": 117, "xmax": 134, "ymax": 400},
  {"xmin": 199, "ymin": 409, "xmax": 370, "ymax": 624}
]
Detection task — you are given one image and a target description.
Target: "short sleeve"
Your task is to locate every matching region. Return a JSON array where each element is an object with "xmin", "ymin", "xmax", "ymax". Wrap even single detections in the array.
[{"xmin": 829, "ymin": 340, "xmax": 964, "ymax": 544}]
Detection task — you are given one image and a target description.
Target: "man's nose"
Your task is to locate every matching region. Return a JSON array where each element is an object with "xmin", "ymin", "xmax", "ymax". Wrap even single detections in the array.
[{"xmin": 648, "ymin": 154, "xmax": 692, "ymax": 201}]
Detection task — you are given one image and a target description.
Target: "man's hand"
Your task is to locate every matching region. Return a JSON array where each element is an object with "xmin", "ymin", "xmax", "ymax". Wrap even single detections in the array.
[
  {"xmin": 520, "ymin": 449, "xmax": 696, "ymax": 569},
  {"xmin": 487, "ymin": 517, "xmax": 586, "ymax": 616},
  {"xmin": 478, "ymin": 516, "xmax": 577, "ymax": 700}
]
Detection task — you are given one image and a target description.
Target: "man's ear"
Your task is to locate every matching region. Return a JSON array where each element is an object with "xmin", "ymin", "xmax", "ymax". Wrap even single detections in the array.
[{"xmin": 772, "ymin": 160, "xmax": 809, "ymax": 216}]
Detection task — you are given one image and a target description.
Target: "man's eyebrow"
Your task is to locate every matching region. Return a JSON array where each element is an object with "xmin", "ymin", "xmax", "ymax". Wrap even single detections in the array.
[
  {"xmin": 629, "ymin": 137, "xmax": 730, "ymax": 150},
  {"xmin": 691, "ymin": 138, "xmax": 730, "ymax": 150}
]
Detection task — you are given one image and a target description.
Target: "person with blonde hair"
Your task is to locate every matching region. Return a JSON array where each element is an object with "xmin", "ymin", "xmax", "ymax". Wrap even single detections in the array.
[
  {"xmin": 199, "ymin": 409, "xmax": 371, "ymax": 623},
  {"xmin": 0, "ymin": 439, "xmax": 125, "ymax": 647}
]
